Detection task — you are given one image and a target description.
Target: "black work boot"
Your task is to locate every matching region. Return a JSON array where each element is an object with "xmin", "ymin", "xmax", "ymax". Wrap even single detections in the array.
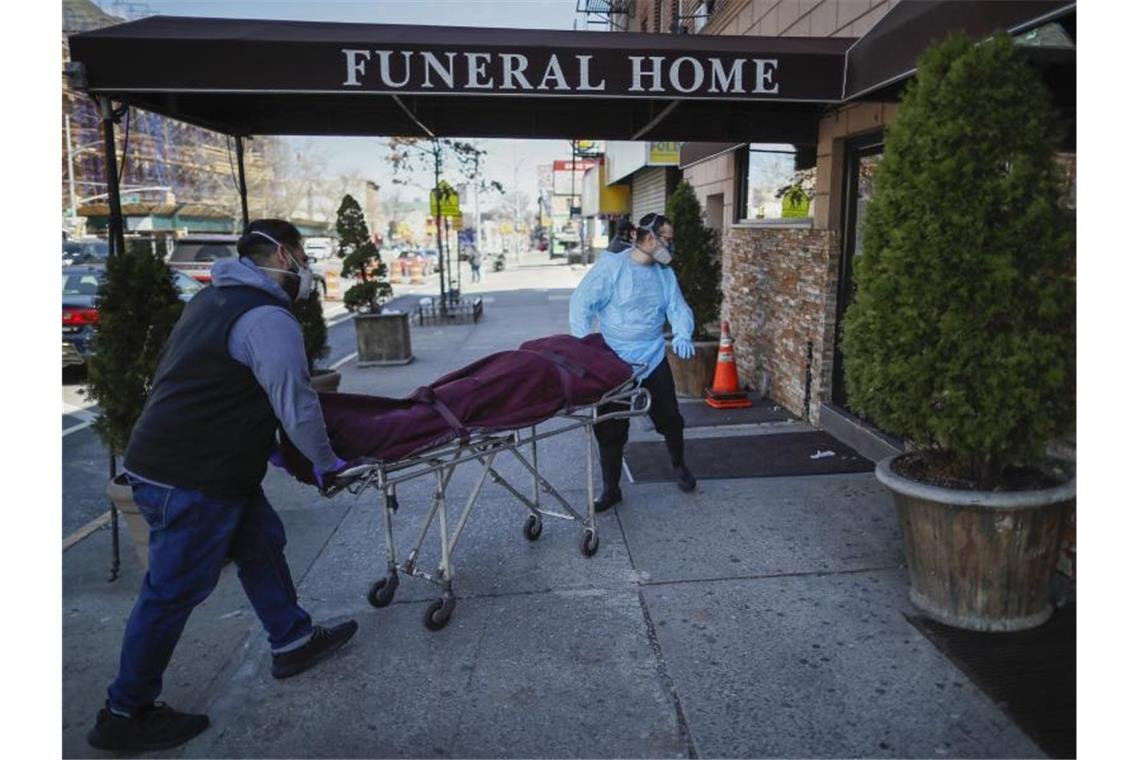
[
  {"xmin": 665, "ymin": 433, "xmax": 697, "ymax": 493},
  {"xmin": 594, "ymin": 443, "xmax": 625, "ymax": 513},
  {"xmin": 673, "ymin": 463, "xmax": 697, "ymax": 493},
  {"xmin": 271, "ymin": 621, "xmax": 359, "ymax": 679},
  {"xmin": 593, "ymin": 486, "xmax": 623, "ymax": 513},
  {"xmin": 87, "ymin": 702, "xmax": 209, "ymax": 753}
]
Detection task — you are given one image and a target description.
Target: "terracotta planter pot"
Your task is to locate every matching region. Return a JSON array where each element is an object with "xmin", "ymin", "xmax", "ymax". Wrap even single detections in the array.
[
  {"xmin": 876, "ymin": 454, "xmax": 1076, "ymax": 632},
  {"xmin": 107, "ymin": 473, "xmax": 149, "ymax": 570},
  {"xmin": 310, "ymin": 368, "xmax": 342, "ymax": 393},
  {"xmin": 665, "ymin": 339, "xmax": 719, "ymax": 398}
]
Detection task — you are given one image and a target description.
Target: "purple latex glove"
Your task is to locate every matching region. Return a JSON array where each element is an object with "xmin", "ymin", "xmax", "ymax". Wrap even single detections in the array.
[{"xmin": 314, "ymin": 456, "xmax": 349, "ymax": 491}]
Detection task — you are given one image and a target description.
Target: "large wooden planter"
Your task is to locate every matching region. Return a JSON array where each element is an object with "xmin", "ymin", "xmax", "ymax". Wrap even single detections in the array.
[
  {"xmin": 665, "ymin": 339, "xmax": 719, "ymax": 398},
  {"xmin": 876, "ymin": 454, "xmax": 1076, "ymax": 632},
  {"xmin": 354, "ymin": 312, "xmax": 413, "ymax": 367}
]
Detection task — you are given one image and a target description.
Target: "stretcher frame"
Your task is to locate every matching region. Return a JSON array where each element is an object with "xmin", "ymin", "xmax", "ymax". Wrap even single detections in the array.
[{"xmin": 330, "ymin": 378, "xmax": 651, "ymax": 630}]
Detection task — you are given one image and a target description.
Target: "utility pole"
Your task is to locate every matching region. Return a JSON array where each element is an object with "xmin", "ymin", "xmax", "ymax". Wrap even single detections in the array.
[
  {"xmin": 473, "ymin": 150, "xmax": 482, "ymax": 253},
  {"xmin": 433, "ymin": 140, "xmax": 446, "ymax": 309}
]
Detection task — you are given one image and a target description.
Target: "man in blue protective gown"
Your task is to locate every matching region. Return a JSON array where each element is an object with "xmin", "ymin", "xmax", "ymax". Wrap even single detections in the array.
[
  {"xmin": 569, "ymin": 213, "xmax": 698, "ymax": 512},
  {"xmin": 87, "ymin": 219, "xmax": 359, "ymax": 754}
]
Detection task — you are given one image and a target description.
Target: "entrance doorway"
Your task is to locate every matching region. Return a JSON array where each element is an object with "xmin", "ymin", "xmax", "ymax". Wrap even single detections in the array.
[{"xmin": 831, "ymin": 132, "xmax": 883, "ymax": 409}]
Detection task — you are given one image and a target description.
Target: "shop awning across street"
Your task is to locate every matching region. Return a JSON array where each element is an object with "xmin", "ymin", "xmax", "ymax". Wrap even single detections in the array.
[{"xmin": 65, "ymin": 0, "xmax": 1074, "ymax": 244}]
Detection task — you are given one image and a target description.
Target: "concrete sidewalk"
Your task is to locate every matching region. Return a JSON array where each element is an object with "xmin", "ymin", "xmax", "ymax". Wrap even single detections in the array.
[{"xmin": 63, "ymin": 253, "xmax": 1043, "ymax": 758}]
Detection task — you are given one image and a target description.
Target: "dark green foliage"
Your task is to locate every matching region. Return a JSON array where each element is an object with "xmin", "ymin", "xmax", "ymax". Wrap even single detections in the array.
[
  {"xmin": 336, "ymin": 194, "xmax": 391, "ymax": 312},
  {"xmin": 83, "ymin": 249, "xmax": 185, "ymax": 456},
  {"xmin": 291, "ymin": 289, "xmax": 328, "ymax": 373},
  {"xmin": 666, "ymin": 180, "xmax": 722, "ymax": 339},
  {"xmin": 840, "ymin": 33, "xmax": 1075, "ymax": 488}
]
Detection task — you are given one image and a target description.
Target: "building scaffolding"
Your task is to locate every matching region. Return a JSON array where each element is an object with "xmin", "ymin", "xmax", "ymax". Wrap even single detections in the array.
[{"xmin": 62, "ymin": 0, "xmax": 287, "ymax": 237}]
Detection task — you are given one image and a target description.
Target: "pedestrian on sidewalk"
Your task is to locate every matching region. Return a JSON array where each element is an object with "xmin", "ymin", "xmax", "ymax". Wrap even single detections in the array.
[
  {"xmin": 469, "ymin": 247, "xmax": 484, "ymax": 282},
  {"xmin": 88, "ymin": 219, "xmax": 359, "ymax": 754},
  {"xmin": 569, "ymin": 212, "xmax": 698, "ymax": 512}
]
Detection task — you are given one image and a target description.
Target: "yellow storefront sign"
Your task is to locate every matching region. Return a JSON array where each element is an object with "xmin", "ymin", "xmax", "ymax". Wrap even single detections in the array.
[{"xmin": 648, "ymin": 141, "xmax": 681, "ymax": 165}]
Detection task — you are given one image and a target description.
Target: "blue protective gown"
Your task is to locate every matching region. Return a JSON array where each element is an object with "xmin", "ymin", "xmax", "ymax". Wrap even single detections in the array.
[{"xmin": 569, "ymin": 251, "xmax": 695, "ymax": 380}]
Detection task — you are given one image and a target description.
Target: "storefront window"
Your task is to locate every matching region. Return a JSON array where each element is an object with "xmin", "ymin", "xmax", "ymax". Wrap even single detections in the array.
[{"xmin": 735, "ymin": 143, "xmax": 816, "ymax": 223}]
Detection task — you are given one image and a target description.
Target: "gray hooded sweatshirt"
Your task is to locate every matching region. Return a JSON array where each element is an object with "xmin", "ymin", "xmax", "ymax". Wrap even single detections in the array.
[{"xmin": 214, "ymin": 257, "xmax": 339, "ymax": 472}]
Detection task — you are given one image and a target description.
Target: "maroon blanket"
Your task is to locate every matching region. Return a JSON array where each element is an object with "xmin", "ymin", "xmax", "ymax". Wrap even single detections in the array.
[{"xmin": 281, "ymin": 333, "xmax": 631, "ymax": 484}]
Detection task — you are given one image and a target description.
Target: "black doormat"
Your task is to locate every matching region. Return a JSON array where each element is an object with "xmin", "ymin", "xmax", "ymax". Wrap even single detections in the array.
[
  {"xmin": 677, "ymin": 397, "xmax": 797, "ymax": 428},
  {"xmin": 623, "ymin": 431, "xmax": 874, "ymax": 482},
  {"xmin": 906, "ymin": 604, "xmax": 1076, "ymax": 759}
]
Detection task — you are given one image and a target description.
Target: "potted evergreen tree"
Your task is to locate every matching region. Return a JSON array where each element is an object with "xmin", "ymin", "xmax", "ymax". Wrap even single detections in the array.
[
  {"xmin": 665, "ymin": 181, "xmax": 723, "ymax": 396},
  {"xmin": 840, "ymin": 33, "xmax": 1076, "ymax": 631},
  {"xmin": 83, "ymin": 247, "xmax": 185, "ymax": 569},
  {"xmin": 337, "ymin": 194, "xmax": 409, "ymax": 365}
]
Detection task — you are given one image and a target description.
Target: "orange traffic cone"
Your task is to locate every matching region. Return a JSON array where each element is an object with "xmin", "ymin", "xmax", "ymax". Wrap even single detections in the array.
[{"xmin": 705, "ymin": 321, "xmax": 752, "ymax": 409}]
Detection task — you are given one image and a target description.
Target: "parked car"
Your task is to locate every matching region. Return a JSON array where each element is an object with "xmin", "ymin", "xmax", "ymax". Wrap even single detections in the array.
[
  {"xmin": 166, "ymin": 235, "xmax": 240, "ymax": 283},
  {"xmin": 168, "ymin": 234, "xmax": 326, "ymax": 295},
  {"xmin": 62, "ymin": 238, "xmax": 109, "ymax": 266},
  {"xmin": 303, "ymin": 237, "xmax": 337, "ymax": 261},
  {"xmin": 62, "ymin": 265, "xmax": 204, "ymax": 368},
  {"xmin": 419, "ymin": 248, "xmax": 440, "ymax": 274}
]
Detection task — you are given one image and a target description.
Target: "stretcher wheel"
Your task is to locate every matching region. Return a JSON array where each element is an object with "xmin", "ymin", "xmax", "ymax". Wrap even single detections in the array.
[
  {"xmin": 524, "ymin": 515, "xmax": 543, "ymax": 541},
  {"xmin": 367, "ymin": 574, "xmax": 399, "ymax": 608},
  {"xmin": 579, "ymin": 530, "xmax": 599, "ymax": 557},
  {"xmin": 423, "ymin": 599, "xmax": 453, "ymax": 631}
]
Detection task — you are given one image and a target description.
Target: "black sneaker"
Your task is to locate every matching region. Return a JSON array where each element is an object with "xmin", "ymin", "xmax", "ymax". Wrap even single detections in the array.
[
  {"xmin": 87, "ymin": 702, "xmax": 209, "ymax": 753},
  {"xmin": 674, "ymin": 464, "xmax": 697, "ymax": 493},
  {"xmin": 271, "ymin": 621, "xmax": 358, "ymax": 679},
  {"xmin": 593, "ymin": 488, "xmax": 623, "ymax": 513}
]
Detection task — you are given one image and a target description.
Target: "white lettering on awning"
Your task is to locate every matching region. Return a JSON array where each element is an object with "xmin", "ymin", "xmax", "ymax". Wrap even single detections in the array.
[
  {"xmin": 342, "ymin": 49, "xmax": 371, "ymax": 86},
  {"xmin": 629, "ymin": 56, "xmax": 666, "ymax": 92},
  {"xmin": 422, "ymin": 51, "xmax": 457, "ymax": 88},
  {"xmin": 342, "ymin": 50, "xmax": 785, "ymax": 97},
  {"xmin": 536, "ymin": 54, "xmax": 571, "ymax": 91},
  {"xmin": 501, "ymin": 53, "xmax": 533, "ymax": 90}
]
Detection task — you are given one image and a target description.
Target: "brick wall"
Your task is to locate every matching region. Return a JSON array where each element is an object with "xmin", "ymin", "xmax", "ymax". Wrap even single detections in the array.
[
  {"xmin": 700, "ymin": 0, "xmax": 900, "ymax": 37},
  {"xmin": 722, "ymin": 225, "xmax": 840, "ymax": 421}
]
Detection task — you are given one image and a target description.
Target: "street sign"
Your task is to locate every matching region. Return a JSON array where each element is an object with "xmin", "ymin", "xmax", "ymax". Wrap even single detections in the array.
[{"xmin": 430, "ymin": 181, "xmax": 462, "ymax": 219}]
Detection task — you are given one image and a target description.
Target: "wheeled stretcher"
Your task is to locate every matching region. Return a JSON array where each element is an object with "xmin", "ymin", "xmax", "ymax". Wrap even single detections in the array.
[{"xmin": 279, "ymin": 334, "xmax": 651, "ymax": 630}]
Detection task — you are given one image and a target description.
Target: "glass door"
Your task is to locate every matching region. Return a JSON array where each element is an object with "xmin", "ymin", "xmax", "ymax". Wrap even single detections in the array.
[{"xmin": 831, "ymin": 133, "xmax": 883, "ymax": 409}]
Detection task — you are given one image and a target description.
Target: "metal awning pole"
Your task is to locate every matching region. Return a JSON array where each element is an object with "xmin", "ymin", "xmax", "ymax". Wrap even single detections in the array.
[
  {"xmin": 99, "ymin": 97, "xmax": 125, "ymax": 256},
  {"xmin": 98, "ymin": 95, "xmax": 123, "ymax": 582},
  {"xmin": 235, "ymin": 135, "xmax": 250, "ymax": 228}
]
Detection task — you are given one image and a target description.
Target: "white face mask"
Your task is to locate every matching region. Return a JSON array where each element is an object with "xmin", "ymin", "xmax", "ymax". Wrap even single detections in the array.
[
  {"xmin": 249, "ymin": 230, "xmax": 312, "ymax": 302},
  {"xmin": 637, "ymin": 218, "xmax": 673, "ymax": 265}
]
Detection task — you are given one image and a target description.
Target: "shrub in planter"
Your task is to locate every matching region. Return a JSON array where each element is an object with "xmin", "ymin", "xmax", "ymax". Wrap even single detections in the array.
[
  {"xmin": 664, "ymin": 181, "xmax": 723, "ymax": 396},
  {"xmin": 840, "ymin": 32, "xmax": 1075, "ymax": 631},
  {"xmin": 337, "ymin": 194, "xmax": 391, "ymax": 314},
  {"xmin": 335, "ymin": 194, "xmax": 410, "ymax": 365},
  {"xmin": 83, "ymin": 247, "xmax": 185, "ymax": 568}
]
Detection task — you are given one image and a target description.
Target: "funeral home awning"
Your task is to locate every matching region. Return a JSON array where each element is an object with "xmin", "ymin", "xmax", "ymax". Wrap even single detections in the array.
[{"xmin": 66, "ymin": 15, "xmax": 854, "ymax": 142}]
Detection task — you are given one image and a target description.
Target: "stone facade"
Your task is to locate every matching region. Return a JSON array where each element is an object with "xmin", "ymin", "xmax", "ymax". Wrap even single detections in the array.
[{"xmin": 722, "ymin": 225, "xmax": 840, "ymax": 422}]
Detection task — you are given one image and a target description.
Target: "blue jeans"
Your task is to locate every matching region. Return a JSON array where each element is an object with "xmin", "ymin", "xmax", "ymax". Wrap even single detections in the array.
[{"xmin": 107, "ymin": 482, "xmax": 312, "ymax": 712}]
